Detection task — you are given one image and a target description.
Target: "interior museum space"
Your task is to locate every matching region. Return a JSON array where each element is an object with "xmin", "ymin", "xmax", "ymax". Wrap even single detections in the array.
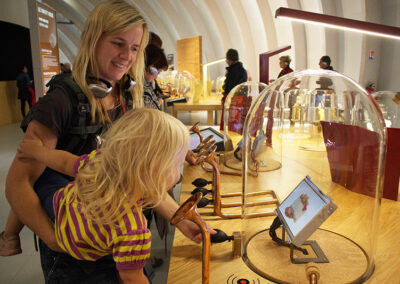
[{"xmin": 0, "ymin": 0, "xmax": 399, "ymax": 283}]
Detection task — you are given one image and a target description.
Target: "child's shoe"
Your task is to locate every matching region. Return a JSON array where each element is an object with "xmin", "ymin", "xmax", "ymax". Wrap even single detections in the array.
[{"xmin": 0, "ymin": 231, "xmax": 22, "ymax": 256}]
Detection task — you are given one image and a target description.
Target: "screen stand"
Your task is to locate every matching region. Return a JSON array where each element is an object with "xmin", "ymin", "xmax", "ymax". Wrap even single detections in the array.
[
  {"xmin": 280, "ymin": 228, "xmax": 329, "ymax": 264},
  {"xmin": 289, "ymin": 241, "xmax": 329, "ymax": 264}
]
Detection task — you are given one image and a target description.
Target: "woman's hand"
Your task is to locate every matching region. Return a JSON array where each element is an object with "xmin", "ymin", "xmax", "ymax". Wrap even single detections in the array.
[
  {"xmin": 175, "ymin": 219, "xmax": 216, "ymax": 244},
  {"xmin": 17, "ymin": 138, "xmax": 44, "ymax": 160}
]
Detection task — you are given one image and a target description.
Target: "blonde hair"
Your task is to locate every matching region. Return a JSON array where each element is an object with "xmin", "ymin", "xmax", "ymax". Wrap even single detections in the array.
[
  {"xmin": 75, "ymin": 109, "xmax": 189, "ymax": 224},
  {"xmin": 73, "ymin": 0, "xmax": 149, "ymax": 123},
  {"xmin": 279, "ymin": 55, "xmax": 291, "ymax": 65}
]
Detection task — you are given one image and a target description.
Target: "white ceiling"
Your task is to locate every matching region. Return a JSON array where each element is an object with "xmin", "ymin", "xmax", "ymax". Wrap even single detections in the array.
[{"xmin": 38, "ymin": 0, "xmax": 400, "ymax": 89}]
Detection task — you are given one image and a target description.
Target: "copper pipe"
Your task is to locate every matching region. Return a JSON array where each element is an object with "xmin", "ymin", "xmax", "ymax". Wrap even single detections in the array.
[{"xmin": 170, "ymin": 192, "xmax": 211, "ymax": 284}]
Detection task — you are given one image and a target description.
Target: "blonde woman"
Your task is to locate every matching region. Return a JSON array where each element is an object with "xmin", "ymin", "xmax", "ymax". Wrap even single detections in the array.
[
  {"xmin": 2, "ymin": 0, "xmax": 204, "ymax": 282},
  {"xmin": 15, "ymin": 109, "xmax": 203, "ymax": 284}
]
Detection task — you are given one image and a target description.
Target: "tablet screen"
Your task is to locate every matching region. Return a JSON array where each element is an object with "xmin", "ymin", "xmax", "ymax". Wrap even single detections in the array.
[
  {"xmin": 275, "ymin": 176, "xmax": 337, "ymax": 246},
  {"xmin": 189, "ymin": 128, "xmax": 224, "ymax": 150}
]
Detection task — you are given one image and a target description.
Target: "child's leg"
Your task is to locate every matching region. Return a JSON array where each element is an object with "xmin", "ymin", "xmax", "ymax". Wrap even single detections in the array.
[
  {"xmin": 4, "ymin": 210, "xmax": 24, "ymax": 237},
  {"xmin": 0, "ymin": 210, "xmax": 23, "ymax": 256}
]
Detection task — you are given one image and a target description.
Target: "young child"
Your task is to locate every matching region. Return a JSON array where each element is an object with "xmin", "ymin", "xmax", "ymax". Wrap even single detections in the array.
[{"xmin": 15, "ymin": 108, "xmax": 189, "ymax": 284}]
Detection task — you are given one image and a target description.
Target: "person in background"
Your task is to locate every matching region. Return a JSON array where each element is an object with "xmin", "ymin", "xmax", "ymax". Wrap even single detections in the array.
[
  {"xmin": 319, "ymin": 55, "xmax": 334, "ymax": 71},
  {"xmin": 269, "ymin": 55, "xmax": 294, "ymax": 83},
  {"xmin": 60, "ymin": 62, "xmax": 72, "ymax": 74},
  {"xmin": 220, "ymin": 48, "xmax": 248, "ymax": 130},
  {"xmin": 277, "ymin": 55, "xmax": 293, "ymax": 78},
  {"xmin": 147, "ymin": 32, "xmax": 165, "ymax": 98},
  {"xmin": 16, "ymin": 66, "xmax": 32, "ymax": 117},
  {"xmin": 149, "ymin": 32, "xmax": 162, "ymax": 49},
  {"xmin": 143, "ymin": 44, "xmax": 168, "ymax": 110}
]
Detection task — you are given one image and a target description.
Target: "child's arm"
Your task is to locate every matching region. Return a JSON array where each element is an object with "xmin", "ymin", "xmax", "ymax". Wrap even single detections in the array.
[
  {"xmin": 118, "ymin": 269, "xmax": 149, "ymax": 284},
  {"xmin": 17, "ymin": 138, "xmax": 78, "ymax": 177}
]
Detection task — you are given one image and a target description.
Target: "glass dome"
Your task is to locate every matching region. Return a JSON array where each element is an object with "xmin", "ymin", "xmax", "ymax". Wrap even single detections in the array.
[
  {"xmin": 215, "ymin": 75, "xmax": 226, "ymax": 96},
  {"xmin": 223, "ymin": 82, "xmax": 277, "ymax": 176},
  {"xmin": 175, "ymin": 70, "xmax": 197, "ymax": 98},
  {"xmin": 371, "ymin": 91, "xmax": 400, "ymax": 128},
  {"xmin": 240, "ymin": 70, "xmax": 386, "ymax": 283}
]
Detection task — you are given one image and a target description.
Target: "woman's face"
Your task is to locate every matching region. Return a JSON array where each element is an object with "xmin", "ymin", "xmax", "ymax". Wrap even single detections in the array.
[{"xmin": 95, "ymin": 25, "xmax": 143, "ymax": 85}]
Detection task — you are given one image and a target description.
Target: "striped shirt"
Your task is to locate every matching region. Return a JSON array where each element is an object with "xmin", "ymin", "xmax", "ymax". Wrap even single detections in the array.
[{"xmin": 53, "ymin": 150, "xmax": 151, "ymax": 271}]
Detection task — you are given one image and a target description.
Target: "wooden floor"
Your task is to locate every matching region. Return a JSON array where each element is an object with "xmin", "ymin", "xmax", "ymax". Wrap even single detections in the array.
[{"xmin": 167, "ymin": 133, "xmax": 400, "ymax": 284}]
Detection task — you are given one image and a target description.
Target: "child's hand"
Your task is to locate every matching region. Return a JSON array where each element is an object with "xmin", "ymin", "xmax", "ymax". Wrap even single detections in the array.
[
  {"xmin": 176, "ymin": 219, "xmax": 216, "ymax": 243},
  {"xmin": 17, "ymin": 138, "xmax": 44, "ymax": 160}
]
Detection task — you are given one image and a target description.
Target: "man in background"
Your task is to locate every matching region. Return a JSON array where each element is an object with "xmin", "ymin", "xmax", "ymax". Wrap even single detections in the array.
[
  {"xmin": 220, "ymin": 48, "xmax": 248, "ymax": 130},
  {"xmin": 16, "ymin": 66, "xmax": 32, "ymax": 117}
]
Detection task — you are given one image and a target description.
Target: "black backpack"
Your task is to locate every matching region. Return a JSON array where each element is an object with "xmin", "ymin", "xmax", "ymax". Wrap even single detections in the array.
[{"xmin": 46, "ymin": 74, "xmax": 132, "ymax": 155}]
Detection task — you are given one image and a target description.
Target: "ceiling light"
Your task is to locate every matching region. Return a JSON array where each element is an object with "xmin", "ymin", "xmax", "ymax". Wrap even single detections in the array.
[{"xmin": 275, "ymin": 7, "xmax": 400, "ymax": 40}]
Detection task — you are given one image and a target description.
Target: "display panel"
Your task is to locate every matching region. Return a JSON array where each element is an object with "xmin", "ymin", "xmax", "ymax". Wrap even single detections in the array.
[
  {"xmin": 189, "ymin": 127, "xmax": 224, "ymax": 151},
  {"xmin": 275, "ymin": 176, "xmax": 337, "ymax": 246}
]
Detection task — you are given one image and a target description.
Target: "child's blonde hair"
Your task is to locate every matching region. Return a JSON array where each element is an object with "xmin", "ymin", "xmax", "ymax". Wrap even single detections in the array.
[
  {"xmin": 75, "ymin": 109, "xmax": 189, "ymax": 224},
  {"xmin": 73, "ymin": 0, "xmax": 149, "ymax": 123}
]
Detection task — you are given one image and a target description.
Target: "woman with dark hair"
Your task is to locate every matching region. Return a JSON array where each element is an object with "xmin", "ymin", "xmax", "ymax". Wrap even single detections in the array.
[{"xmin": 143, "ymin": 44, "xmax": 168, "ymax": 109}]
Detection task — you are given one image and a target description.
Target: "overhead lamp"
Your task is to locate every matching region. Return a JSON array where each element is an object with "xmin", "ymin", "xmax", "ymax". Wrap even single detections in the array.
[{"xmin": 275, "ymin": 7, "xmax": 400, "ymax": 40}]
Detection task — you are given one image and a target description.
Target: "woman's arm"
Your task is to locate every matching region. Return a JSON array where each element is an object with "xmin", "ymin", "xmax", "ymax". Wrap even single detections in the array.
[
  {"xmin": 18, "ymin": 138, "xmax": 78, "ymax": 177},
  {"xmin": 5, "ymin": 120, "xmax": 62, "ymax": 251},
  {"xmin": 118, "ymin": 268, "xmax": 149, "ymax": 284}
]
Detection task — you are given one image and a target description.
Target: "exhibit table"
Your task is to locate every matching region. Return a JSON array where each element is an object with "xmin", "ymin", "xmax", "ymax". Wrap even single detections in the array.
[
  {"xmin": 167, "ymin": 141, "xmax": 400, "ymax": 283},
  {"xmin": 171, "ymin": 93, "xmax": 222, "ymax": 125}
]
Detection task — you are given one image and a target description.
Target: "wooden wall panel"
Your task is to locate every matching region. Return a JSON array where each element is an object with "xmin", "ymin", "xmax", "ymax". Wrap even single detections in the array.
[
  {"xmin": 177, "ymin": 36, "xmax": 202, "ymax": 81},
  {"xmin": 0, "ymin": 81, "xmax": 24, "ymax": 126}
]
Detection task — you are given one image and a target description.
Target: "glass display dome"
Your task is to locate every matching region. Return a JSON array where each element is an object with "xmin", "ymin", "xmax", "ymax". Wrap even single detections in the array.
[
  {"xmin": 239, "ymin": 70, "xmax": 386, "ymax": 283},
  {"xmin": 223, "ymin": 82, "xmax": 278, "ymax": 177},
  {"xmin": 371, "ymin": 91, "xmax": 400, "ymax": 128},
  {"xmin": 157, "ymin": 70, "xmax": 197, "ymax": 98},
  {"xmin": 215, "ymin": 75, "xmax": 226, "ymax": 96},
  {"xmin": 175, "ymin": 70, "xmax": 197, "ymax": 98}
]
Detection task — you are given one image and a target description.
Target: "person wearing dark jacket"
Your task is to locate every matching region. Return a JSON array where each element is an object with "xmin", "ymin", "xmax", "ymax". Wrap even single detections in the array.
[
  {"xmin": 220, "ymin": 49, "xmax": 247, "ymax": 130},
  {"xmin": 16, "ymin": 66, "xmax": 32, "ymax": 117}
]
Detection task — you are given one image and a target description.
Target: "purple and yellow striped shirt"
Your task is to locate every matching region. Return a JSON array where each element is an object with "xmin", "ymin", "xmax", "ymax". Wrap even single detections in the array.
[{"xmin": 53, "ymin": 150, "xmax": 151, "ymax": 271}]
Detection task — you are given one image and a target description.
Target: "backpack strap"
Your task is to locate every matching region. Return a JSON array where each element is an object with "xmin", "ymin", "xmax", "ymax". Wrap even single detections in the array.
[{"xmin": 46, "ymin": 75, "xmax": 103, "ymax": 154}]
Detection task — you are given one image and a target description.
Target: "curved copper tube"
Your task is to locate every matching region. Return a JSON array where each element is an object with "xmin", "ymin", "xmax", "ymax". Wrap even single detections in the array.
[
  {"xmin": 205, "ymin": 147, "xmax": 279, "ymax": 219},
  {"xmin": 170, "ymin": 192, "xmax": 211, "ymax": 284}
]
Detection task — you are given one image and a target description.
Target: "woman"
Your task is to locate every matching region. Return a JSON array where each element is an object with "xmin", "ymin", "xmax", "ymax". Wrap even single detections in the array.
[
  {"xmin": 143, "ymin": 44, "xmax": 168, "ymax": 110},
  {"xmin": 4, "ymin": 0, "xmax": 204, "ymax": 282}
]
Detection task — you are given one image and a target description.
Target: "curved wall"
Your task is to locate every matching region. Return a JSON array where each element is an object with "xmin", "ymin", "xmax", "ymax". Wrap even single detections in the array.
[{"xmin": 0, "ymin": 0, "xmax": 399, "ymax": 91}]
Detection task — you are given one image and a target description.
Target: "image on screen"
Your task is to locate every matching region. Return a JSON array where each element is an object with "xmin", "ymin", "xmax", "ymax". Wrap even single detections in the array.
[
  {"xmin": 278, "ymin": 179, "xmax": 327, "ymax": 239},
  {"xmin": 189, "ymin": 128, "xmax": 224, "ymax": 151}
]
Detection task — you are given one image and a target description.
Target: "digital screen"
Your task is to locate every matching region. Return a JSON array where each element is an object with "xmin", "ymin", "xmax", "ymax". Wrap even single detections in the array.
[
  {"xmin": 278, "ymin": 179, "xmax": 327, "ymax": 238},
  {"xmin": 189, "ymin": 128, "xmax": 224, "ymax": 151}
]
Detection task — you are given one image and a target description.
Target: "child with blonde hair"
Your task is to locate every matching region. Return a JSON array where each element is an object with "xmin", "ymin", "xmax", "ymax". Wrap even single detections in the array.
[{"xmin": 16, "ymin": 108, "xmax": 191, "ymax": 284}]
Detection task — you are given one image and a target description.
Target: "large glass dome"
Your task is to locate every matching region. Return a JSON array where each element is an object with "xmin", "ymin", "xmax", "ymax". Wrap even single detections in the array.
[
  {"xmin": 240, "ymin": 70, "xmax": 386, "ymax": 283},
  {"xmin": 223, "ymin": 81, "xmax": 275, "ymax": 177},
  {"xmin": 371, "ymin": 91, "xmax": 400, "ymax": 128}
]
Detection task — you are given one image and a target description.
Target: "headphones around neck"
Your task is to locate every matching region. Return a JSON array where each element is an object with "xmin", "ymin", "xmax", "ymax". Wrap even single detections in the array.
[{"xmin": 88, "ymin": 74, "xmax": 136, "ymax": 98}]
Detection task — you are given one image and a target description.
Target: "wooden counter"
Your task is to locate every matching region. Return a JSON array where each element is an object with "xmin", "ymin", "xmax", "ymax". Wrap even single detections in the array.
[
  {"xmin": 171, "ymin": 94, "xmax": 222, "ymax": 125},
  {"xmin": 167, "ymin": 138, "xmax": 400, "ymax": 283}
]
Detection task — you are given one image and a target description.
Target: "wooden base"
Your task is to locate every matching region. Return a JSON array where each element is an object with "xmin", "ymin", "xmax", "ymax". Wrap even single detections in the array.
[{"xmin": 244, "ymin": 228, "xmax": 370, "ymax": 284}]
